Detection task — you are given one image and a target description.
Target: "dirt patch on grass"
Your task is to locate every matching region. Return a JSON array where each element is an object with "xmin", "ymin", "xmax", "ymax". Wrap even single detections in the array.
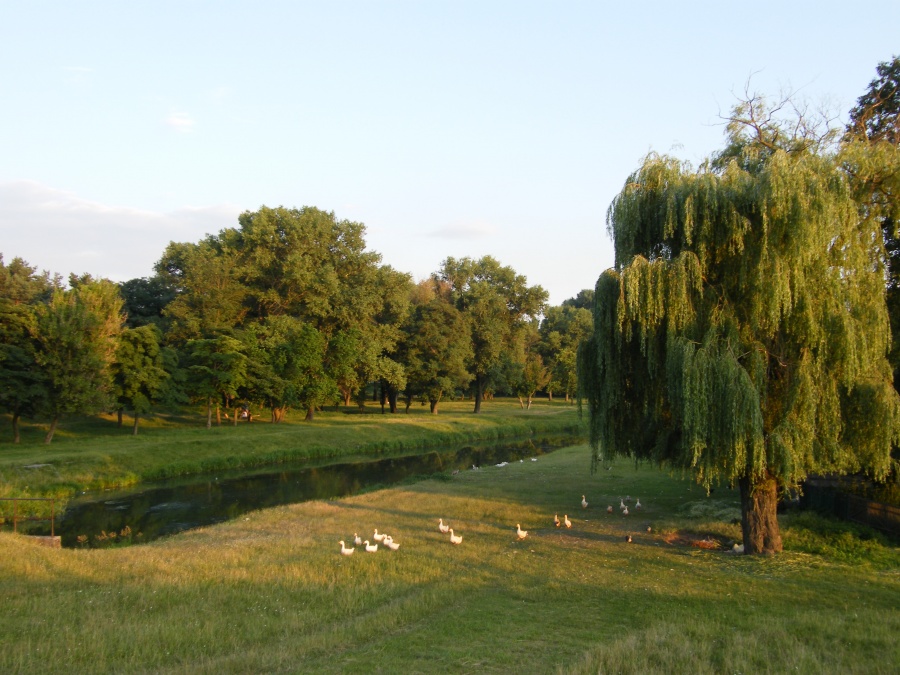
[{"xmin": 664, "ymin": 532, "xmax": 730, "ymax": 550}]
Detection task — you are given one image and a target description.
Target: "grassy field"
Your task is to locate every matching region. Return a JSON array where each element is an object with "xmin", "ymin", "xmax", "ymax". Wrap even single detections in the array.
[
  {"xmin": 1, "ymin": 444, "xmax": 897, "ymax": 674},
  {"xmin": 0, "ymin": 400, "xmax": 581, "ymax": 511}
]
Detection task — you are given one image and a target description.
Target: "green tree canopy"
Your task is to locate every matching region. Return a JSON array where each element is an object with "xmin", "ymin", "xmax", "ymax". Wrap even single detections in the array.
[
  {"xmin": 539, "ymin": 299, "xmax": 594, "ymax": 402},
  {"xmin": 186, "ymin": 335, "xmax": 248, "ymax": 428},
  {"xmin": 33, "ymin": 278, "xmax": 125, "ymax": 443},
  {"xmin": 397, "ymin": 286, "xmax": 473, "ymax": 413},
  {"xmin": 846, "ymin": 56, "xmax": 900, "ymax": 390},
  {"xmin": 111, "ymin": 325, "xmax": 169, "ymax": 434},
  {"xmin": 0, "ymin": 256, "xmax": 52, "ymax": 442},
  {"xmin": 580, "ymin": 95, "xmax": 900, "ymax": 554},
  {"xmin": 437, "ymin": 256, "xmax": 547, "ymax": 412}
]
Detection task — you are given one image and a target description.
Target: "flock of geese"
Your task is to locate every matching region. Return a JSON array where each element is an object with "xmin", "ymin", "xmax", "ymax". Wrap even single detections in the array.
[{"xmin": 338, "ymin": 493, "xmax": 645, "ymax": 555}]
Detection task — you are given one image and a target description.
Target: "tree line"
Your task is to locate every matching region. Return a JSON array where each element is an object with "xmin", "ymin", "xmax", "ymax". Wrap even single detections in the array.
[{"xmin": 0, "ymin": 206, "xmax": 593, "ymax": 443}]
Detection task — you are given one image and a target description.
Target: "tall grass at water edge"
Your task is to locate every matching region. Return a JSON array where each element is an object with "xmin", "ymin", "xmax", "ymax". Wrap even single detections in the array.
[
  {"xmin": 1, "ymin": 444, "xmax": 897, "ymax": 674},
  {"xmin": 0, "ymin": 400, "xmax": 582, "ymax": 514}
]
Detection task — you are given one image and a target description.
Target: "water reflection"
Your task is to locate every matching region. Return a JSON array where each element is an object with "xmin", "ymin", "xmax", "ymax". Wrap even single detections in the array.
[{"xmin": 43, "ymin": 435, "xmax": 578, "ymax": 547}]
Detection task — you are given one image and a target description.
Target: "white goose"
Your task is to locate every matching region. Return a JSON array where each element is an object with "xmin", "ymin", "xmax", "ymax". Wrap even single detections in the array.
[
  {"xmin": 620, "ymin": 499, "xmax": 627, "ymax": 510},
  {"xmin": 339, "ymin": 540, "xmax": 354, "ymax": 556},
  {"xmin": 373, "ymin": 529, "xmax": 385, "ymax": 542},
  {"xmin": 353, "ymin": 533, "xmax": 363, "ymax": 546},
  {"xmin": 554, "ymin": 514, "xmax": 560, "ymax": 527},
  {"xmin": 385, "ymin": 538, "xmax": 400, "ymax": 551},
  {"xmin": 622, "ymin": 506, "xmax": 630, "ymax": 516},
  {"xmin": 581, "ymin": 495, "xmax": 588, "ymax": 509},
  {"xmin": 607, "ymin": 505, "xmax": 614, "ymax": 513},
  {"xmin": 564, "ymin": 514, "xmax": 572, "ymax": 529},
  {"xmin": 449, "ymin": 529, "xmax": 463, "ymax": 545},
  {"xmin": 516, "ymin": 524, "xmax": 528, "ymax": 540},
  {"xmin": 364, "ymin": 540, "xmax": 378, "ymax": 552},
  {"xmin": 438, "ymin": 518, "xmax": 450, "ymax": 534},
  {"xmin": 635, "ymin": 498, "xmax": 642, "ymax": 510}
]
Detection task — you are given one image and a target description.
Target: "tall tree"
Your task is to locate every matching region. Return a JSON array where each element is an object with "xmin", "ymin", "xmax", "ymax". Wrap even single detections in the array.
[
  {"xmin": 397, "ymin": 289, "xmax": 473, "ymax": 413},
  {"xmin": 33, "ymin": 279, "xmax": 124, "ymax": 443},
  {"xmin": 846, "ymin": 56, "xmax": 900, "ymax": 389},
  {"xmin": 213, "ymin": 206, "xmax": 410, "ymax": 411},
  {"xmin": 155, "ymin": 239, "xmax": 248, "ymax": 341},
  {"xmin": 437, "ymin": 256, "xmax": 547, "ymax": 413},
  {"xmin": 580, "ymin": 95, "xmax": 900, "ymax": 554},
  {"xmin": 111, "ymin": 325, "xmax": 169, "ymax": 434},
  {"xmin": 186, "ymin": 336, "xmax": 248, "ymax": 428},
  {"xmin": 0, "ymin": 256, "xmax": 52, "ymax": 442},
  {"xmin": 119, "ymin": 276, "xmax": 176, "ymax": 330},
  {"xmin": 539, "ymin": 299, "xmax": 594, "ymax": 402}
]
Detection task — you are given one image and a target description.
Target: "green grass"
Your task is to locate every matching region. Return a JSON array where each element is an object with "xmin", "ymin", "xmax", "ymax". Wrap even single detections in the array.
[
  {"xmin": 0, "ymin": 399, "xmax": 582, "ymax": 513},
  {"xmin": 1, "ymin": 444, "xmax": 897, "ymax": 674}
]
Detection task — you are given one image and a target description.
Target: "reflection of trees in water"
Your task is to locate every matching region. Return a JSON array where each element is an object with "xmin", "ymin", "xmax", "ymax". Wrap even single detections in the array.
[{"xmin": 54, "ymin": 434, "xmax": 579, "ymax": 547}]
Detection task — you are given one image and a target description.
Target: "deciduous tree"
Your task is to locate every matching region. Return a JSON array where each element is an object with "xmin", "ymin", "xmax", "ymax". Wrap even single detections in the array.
[
  {"xmin": 111, "ymin": 325, "xmax": 169, "ymax": 434},
  {"xmin": 33, "ymin": 278, "xmax": 124, "ymax": 443},
  {"xmin": 580, "ymin": 95, "xmax": 900, "ymax": 554},
  {"xmin": 0, "ymin": 256, "xmax": 52, "ymax": 442},
  {"xmin": 437, "ymin": 256, "xmax": 547, "ymax": 412}
]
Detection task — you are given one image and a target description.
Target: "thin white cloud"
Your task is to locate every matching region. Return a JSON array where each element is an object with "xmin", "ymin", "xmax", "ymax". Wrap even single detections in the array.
[
  {"xmin": 166, "ymin": 112, "xmax": 196, "ymax": 132},
  {"xmin": 0, "ymin": 181, "xmax": 241, "ymax": 281},
  {"xmin": 428, "ymin": 220, "xmax": 496, "ymax": 239}
]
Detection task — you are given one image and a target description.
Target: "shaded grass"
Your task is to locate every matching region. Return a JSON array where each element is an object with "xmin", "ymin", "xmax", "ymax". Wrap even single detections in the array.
[{"xmin": 1, "ymin": 444, "xmax": 897, "ymax": 673}]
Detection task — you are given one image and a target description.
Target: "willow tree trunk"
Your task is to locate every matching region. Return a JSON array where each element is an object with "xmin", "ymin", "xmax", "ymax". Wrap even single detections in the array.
[
  {"xmin": 132, "ymin": 413, "xmax": 139, "ymax": 436},
  {"xmin": 12, "ymin": 411, "xmax": 21, "ymax": 443},
  {"xmin": 206, "ymin": 398, "xmax": 213, "ymax": 429},
  {"xmin": 739, "ymin": 473, "xmax": 783, "ymax": 555},
  {"xmin": 117, "ymin": 409, "xmax": 123, "ymax": 427},
  {"xmin": 305, "ymin": 405, "xmax": 315, "ymax": 421}
]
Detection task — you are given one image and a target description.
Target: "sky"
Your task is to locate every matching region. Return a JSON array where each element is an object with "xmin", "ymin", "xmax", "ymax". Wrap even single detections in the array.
[{"xmin": 1, "ymin": 2, "xmax": 897, "ymax": 306}]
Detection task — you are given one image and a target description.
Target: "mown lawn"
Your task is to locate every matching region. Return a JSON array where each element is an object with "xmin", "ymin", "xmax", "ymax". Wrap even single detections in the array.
[{"xmin": 1, "ymin": 444, "xmax": 897, "ymax": 674}]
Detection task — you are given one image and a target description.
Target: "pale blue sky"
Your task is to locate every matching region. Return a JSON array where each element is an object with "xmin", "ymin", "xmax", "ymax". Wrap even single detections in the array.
[{"xmin": 1, "ymin": 2, "xmax": 897, "ymax": 304}]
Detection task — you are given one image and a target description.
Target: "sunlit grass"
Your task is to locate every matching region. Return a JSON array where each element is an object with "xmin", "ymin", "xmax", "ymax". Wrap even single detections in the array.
[{"xmin": 1, "ymin": 444, "xmax": 897, "ymax": 673}]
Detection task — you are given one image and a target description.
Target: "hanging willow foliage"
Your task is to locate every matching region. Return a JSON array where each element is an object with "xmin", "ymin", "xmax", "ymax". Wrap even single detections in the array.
[{"xmin": 582, "ymin": 139, "xmax": 900, "ymax": 492}]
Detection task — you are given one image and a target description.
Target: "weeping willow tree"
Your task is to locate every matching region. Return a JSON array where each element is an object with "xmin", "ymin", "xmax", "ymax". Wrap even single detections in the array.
[{"xmin": 580, "ymin": 95, "xmax": 900, "ymax": 554}]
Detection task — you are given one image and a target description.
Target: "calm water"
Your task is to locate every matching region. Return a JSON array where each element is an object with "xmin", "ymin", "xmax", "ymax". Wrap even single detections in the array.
[{"xmin": 31, "ymin": 435, "xmax": 579, "ymax": 547}]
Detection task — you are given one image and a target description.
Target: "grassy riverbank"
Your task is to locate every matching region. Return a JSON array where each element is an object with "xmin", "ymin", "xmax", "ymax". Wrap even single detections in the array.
[
  {"xmin": 1, "ymin": 444, "xmax": 898, "ymax": 674},
  {"xmin": 0, "ymin": 400, "xmax": 581, "ymax": 511}
]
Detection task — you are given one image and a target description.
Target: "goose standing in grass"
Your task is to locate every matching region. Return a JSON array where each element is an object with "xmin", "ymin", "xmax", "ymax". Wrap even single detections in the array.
[
  {"xmin": 438, "ymin": 518, "xmax": 450, "ymax": 534},
  {"xmin": 622, "ymin": 506, "xmax": 629, "ymax": 516},
  {"xmin": 516, "ymin": 524, "xmax": 528, "ymax": 540},
  {"xmin": 564, "ymin": 514, "xmax": 572, "ymax": 529},
  {"xmin": 620, "ymin": 498, "xmax": 627, "ymax": 510},
  {"xmin": 554, "ymin": 514, "xmax": 560, "ymax": 527},
  {"xmin": 607, "ymin": 505, "xmax": 614, "ymax": 514},
  {"xmin": 449, "ymin": 529, "xmax": 463, "ymax": 545},
  {"xmin": 383, "ymin": 535, "xmax": 400, "ymax": 551},
  {"xmin": 353, "ymin": 533, "xmax": 362, "ymax": 546},
  {"xmin": 373, "ymin": 530, "xmax": 385, "ymax": 542},
  {"xmin": 636, "ymin": 498, "xmax": 642, "ymax": 510},
  {"xmin": 365, "ymin": 540, "xmax": 378, "ymax": 553},
  {"xmin": 581, "ymin": 495, "xmax": 588, "ymax": 509},
  {"xmin": 339, "ymin": 541, "xmax": 354, "ymax": 556}
]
